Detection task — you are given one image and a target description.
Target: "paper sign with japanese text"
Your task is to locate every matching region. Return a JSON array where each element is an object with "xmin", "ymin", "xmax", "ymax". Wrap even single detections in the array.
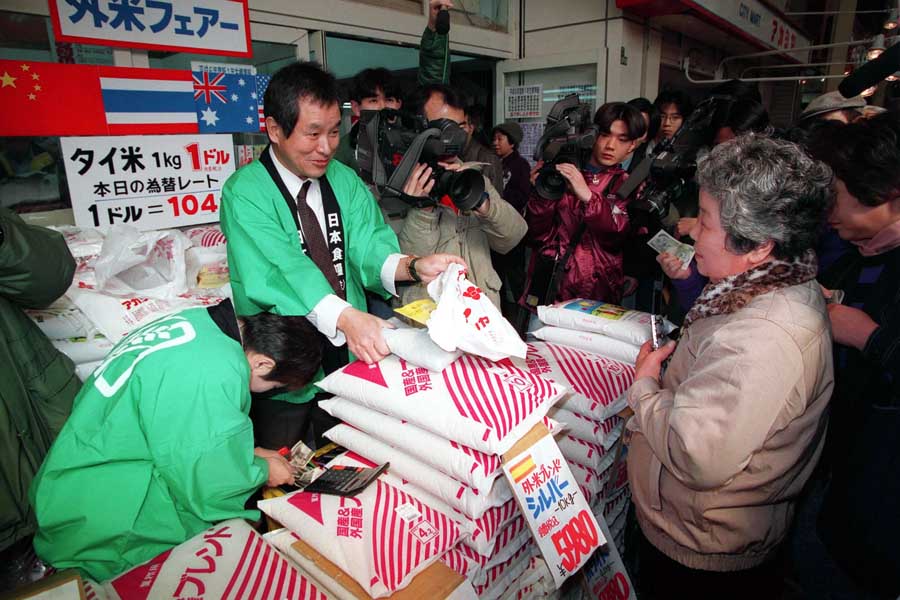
[
  {"xmin": 61, "ymin": 134, "xmax": 235, "ymax": 231},
  {"xmin": 581, "ymin": 512, "xmax": 636, "ymax": 600},
  {"xmin": 48, "ymin": 0, "xmax": 252, "ymax": 58},
  {"xmin": 502, "ymin": 422, "xmax": 605, "ymax": 588}
]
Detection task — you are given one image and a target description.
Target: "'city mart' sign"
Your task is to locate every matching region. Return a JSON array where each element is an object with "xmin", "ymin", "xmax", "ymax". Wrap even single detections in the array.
[{"xmin": 689, "ymin": 0, "xmax": 811, "ymax": 62}]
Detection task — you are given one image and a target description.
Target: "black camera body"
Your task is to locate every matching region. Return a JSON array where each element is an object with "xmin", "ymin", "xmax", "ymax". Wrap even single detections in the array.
[
  {"xmin": 616, "ymin": 95, "xmax": 733, "ymax": 220},
  {"xmin": 533, "ymin": 94, "xmax": 598, "ymax": 200},
  {"xmin": 357, "ymin": 108, "xmax": 485, "ymax": 212}
]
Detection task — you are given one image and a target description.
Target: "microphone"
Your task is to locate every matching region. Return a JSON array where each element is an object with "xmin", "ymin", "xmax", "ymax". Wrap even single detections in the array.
[
  {"xmin": 435, "ymin": 8, "xmax": 450, "ymax": 35},
  {"xmin": 839, "ymin": 41, "xmax": 900, "ymax": 98}
]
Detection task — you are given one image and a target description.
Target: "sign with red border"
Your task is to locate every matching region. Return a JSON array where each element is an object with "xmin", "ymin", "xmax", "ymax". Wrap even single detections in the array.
[{"xmin": 48, "ymin": 0, "xmax": 252, "ymax": 59}]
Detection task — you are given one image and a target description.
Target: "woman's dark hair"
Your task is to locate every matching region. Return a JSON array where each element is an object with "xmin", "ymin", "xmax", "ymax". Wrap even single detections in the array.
[
  {"xmin": 723, "ymin": 98, "xmax": 770, "ymax": 134},
  {"xmin": 804, "ymin": 111, "xmax": 900, "ymax": 207},
  {"xmin": 654, "ymin": 90, "xmax": 694, "ymax": 119},
  {"xmin": 594, "ymin": 102, "xmax": 647, "ymax": 141},
  {"xmin": 264, "ymin": 62, "xmax": 340, "ymax": 138},
  {"xmin": 627, "ymin": 97, "xmax": 661, "ymax": 140},
  {"xmin": 241, "ymin": 313, "xmax": 323, "ymax": 391},
  {"xmin": 710, "ymin": 79, "xmax": 762, "ymax": 103}
]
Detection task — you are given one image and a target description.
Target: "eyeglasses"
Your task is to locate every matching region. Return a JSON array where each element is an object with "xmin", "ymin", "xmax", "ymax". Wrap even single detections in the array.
[{"xmin": 661, "ymin": 114, "xmax": 682, "ymax": 123}]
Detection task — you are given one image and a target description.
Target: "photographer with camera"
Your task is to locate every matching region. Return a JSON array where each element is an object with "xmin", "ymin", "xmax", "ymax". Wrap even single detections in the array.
[
  {"xmin": 334, "ymin": 68, "xmax": 402, "ymax": 175},
  {"xmin": 395, "ymin": 98, "xmax": 526, "ymax": 308},
  {"xmin": 521, "ymin": 101, "xmax": 645, "ymax": 312}
]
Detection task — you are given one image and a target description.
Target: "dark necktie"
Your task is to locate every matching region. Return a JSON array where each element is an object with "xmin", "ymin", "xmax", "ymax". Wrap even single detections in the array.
[{"xmin": 295, "ymin": 180, "xmax": 345, "ymax": 299}]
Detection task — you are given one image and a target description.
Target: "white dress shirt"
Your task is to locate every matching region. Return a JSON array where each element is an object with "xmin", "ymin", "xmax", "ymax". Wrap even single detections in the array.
[{"xmin": 269, "ymin": 147, "xmax": 403, "ymax": 346}]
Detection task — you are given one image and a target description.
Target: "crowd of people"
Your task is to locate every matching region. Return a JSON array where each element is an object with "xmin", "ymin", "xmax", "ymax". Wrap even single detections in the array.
[{"xmin": 1, "ymin": 0, "xmax": 898, "ymax": 597}]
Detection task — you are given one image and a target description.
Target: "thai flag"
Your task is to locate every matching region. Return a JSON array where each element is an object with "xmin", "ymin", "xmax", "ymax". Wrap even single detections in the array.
[{"xmin": 99, "ymin": 68, "xmax": 198, "ymax": 134}]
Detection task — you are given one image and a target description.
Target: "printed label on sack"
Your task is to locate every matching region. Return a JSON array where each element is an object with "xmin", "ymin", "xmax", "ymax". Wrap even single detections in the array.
[
  {"xmin": 563, "ymin": 300, "xmax": 629, "ymax": 321},
  {"xmin": 395, "ymin": 503, "xmax": 422, "ymax": 524},
  {"xmin": 410, "ymin": 520, "xmax": 439, "ymax": 545},
  {"xmin": 503, "ymin": 432, "xmax": 604, "ymax": 589}
]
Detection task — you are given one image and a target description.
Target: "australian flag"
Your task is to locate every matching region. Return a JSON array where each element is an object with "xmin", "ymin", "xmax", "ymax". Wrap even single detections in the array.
[{"xmin": 192, "ymin": 69, "xmax": 259, "ymax": 133}]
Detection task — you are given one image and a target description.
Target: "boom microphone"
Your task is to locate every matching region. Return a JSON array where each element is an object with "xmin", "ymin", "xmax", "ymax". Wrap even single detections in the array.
[{"xmin": 839, "ymin": 41, "xmax": 900, "ymax": 98}]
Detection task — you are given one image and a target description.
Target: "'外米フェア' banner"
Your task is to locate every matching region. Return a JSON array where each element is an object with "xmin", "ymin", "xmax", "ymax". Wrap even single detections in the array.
[{"xmin": 49, "ymin": 0, "xmax": 252, "ymax": 58}]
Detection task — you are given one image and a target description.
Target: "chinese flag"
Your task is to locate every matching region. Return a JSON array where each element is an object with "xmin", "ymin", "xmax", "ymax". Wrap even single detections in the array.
[{"xmin": 0, "ymin": 60, "xmax": 107, "ymax": 136}]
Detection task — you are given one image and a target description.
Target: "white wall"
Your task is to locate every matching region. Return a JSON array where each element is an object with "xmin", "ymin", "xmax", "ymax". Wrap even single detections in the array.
[{"xmin": 520, "ymin": 0, "xmax": 661, "ymax": 103}]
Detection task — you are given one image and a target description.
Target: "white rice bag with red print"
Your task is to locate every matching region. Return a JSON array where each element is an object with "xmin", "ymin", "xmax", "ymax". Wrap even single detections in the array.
[
  {"xmin": 98, "ymin": 519, "xmax": 327, "ymax": 600},
  {"xmin": 569, "ymin": 461, "xmax": 607, "ymax": 501},
  {"xmin": 443, "ymin": 516, "xmax": 531, "ymax": 583},
  {"xmin": 319, "ymin": 397, "xmax": 502, "ymax": 495},
  {"xmin": 67, "ymin": 283, "xmax": 224, "ymax": 340},
  {"xmin": 184, "ymin": 224, "xmax": 230, "ymax": 289},
  {"xmin": 532, "ymin": 326, "xmax": 640, "ymax": 365},
  {"xmin": 537, "ymin": 298, "xmax": 675, "ymax": 346},
  {"xmin": 257, "ymin": 478, "xmax": 459, "ymax": 598},
  {"xmin": 426, "ymin": 263, "xmax": 526, "ymax": 360},
  {"xmin": 557, "ymin": 435, "xmax": 616, "ymax": 476},
  {"xmin": 514, "ymin": 342, "xmax": 635, "ymax": 421},
  {"xmin": 330, "ymin": 452, "xmax": 520, "ymax": 558},
  {"xmin": 547, "ymin": 407, "xmax": 624, "ymax": 450},
  {"xmin": 316, "ymin": 354, "xmax": 565, "ymax": 455},
  {"xmin": 473, "ymin": 542, "xmax": 534, "ymax": 598},
  {"xmin": 324, "ymin": 424, "xmax": 511, "ymax": 519}
]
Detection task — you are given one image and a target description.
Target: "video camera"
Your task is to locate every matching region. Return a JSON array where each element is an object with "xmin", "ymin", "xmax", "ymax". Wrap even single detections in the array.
[
  {"xmin": 615, "ymin": 95, "xmax": 735, "ymax": 220},
  {"xmin": 532, "ymin": 94, "xmax": 598, "ymax": 200},
  {"xmin": 356, "ymin": 108, "xmax": 486, "ymax": 212}
]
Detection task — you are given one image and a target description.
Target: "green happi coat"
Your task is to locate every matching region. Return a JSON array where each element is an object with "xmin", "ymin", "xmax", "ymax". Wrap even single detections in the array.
[
  {"xmin": 30, "ymin": 306, "xmax": 267, "ymax": 582},
  {"xmin": 220, "ymin": 156, "xmax": 401, "ymax": 404}
]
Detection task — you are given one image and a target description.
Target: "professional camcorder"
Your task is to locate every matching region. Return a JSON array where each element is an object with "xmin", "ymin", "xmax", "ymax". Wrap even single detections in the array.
[
  {"xmin": 616, "ymin": 95, "xmax": 734, "ymax": 220},
  {"xmin": 356, "ymin": 108, "xmax": 486, "ymax": 212},
  {"xmin": 532, "ymin": 94, "xmax": 599, "ymax": 200}
]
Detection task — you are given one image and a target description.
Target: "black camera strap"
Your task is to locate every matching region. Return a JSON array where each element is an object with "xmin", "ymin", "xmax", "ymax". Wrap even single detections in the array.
[{"xmin": 380, "ymin": 126, "xmax": 442, "ymax": 202}]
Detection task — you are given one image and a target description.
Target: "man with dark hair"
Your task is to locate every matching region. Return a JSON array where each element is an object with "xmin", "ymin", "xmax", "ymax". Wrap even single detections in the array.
[
  {"xmin": 333, "ymin": 67, "xmax": 402, "ymax": 173},
  {"xmin": 415, "ymin": 83, "xmax": 504, "ymax": 192},
  {"xmin": 221, "ymin": 61, "xmax": 463, "ymax": 450},
  {"xmin": 523, "ymin": 102, "xmax": 645, "ymax": 307},
  {"xmin": 653, "ymin": 90, "xmax": 693, "ymax": 146},
  {"xmin": 623, "ymin": 97, "xmax": 660, "ymax": 173},
  {"xmin": 30, "ymin": 300, "xmax": 321, "ymax": 581}
]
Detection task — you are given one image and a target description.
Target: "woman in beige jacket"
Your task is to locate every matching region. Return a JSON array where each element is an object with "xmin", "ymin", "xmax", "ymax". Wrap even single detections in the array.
[{"xmin": 626, "ymin": 135, "xmax": 835, "ymax": 598}]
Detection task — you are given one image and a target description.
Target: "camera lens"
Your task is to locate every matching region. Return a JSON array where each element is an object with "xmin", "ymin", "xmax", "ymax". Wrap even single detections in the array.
[
  {"xmin": 433, "ymin": 168, "xmax": 485, "ymax": 211},
  {"xmin": 535, "ymin": 166, "xmax": 566, "ymax": 200}
]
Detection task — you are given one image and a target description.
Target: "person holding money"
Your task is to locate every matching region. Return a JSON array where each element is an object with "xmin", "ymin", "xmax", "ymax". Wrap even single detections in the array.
[
  {"xmin": 30, "ymin": 300, "xmax": 321, "ymax": 581},
  {"xmin": 625, "ymin": 135, "xmax": 834, "ymax": 598}
]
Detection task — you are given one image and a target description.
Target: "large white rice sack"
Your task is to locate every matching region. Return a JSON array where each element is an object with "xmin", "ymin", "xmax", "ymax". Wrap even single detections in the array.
[
  {"xmin": 324, "ymin": 424, "xmax": 511, "ymax": 520},
  {"xmin": 513, "ymin": 342, "xmax": 634, "ymax": 421},
  {"xmin": 319, "ymin": 397, "xmax": 502, "ymax": 495},
  {"xmin": 316, "ymin": 354, "xmax": 565, "ymax": 455},
  {"xmin": 537, "ymin": 299, "xmax": 674, "ymax": 346},
  {"xmin": 531, "ymin": 326, "xmax": 640, "ymax": 365},
  {"xmin": 258, "ymin": 478, "xmax": 459, "ymax": 598}
]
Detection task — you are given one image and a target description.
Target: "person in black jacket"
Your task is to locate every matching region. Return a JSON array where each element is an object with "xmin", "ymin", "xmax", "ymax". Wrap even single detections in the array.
[{"xmin": 791, "ymin": 112, "xmax": 900, "ymax": 599}]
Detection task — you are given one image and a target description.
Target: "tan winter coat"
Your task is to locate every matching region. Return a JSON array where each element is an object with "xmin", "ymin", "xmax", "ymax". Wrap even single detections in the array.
[
  {"xmin": 398, "ymin": 177, "xmax": 527, "ymax": 308},
  {"xmin": 626, "ymin": 279, "xmax": 834, "ymax": 571}
]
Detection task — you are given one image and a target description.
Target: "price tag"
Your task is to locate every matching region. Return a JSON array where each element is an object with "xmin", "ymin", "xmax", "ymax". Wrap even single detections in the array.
[
  {"xmin": 61, "ymin": 134, "xmax": 235, "ymax": 231},
  {"xmin": 502, "ymin": 423, "xmax": 605, "ymax": 588}
]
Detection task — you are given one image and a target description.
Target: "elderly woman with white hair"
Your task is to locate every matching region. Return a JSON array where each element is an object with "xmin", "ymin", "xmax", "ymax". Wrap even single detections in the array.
[{"xmin": 625, "ymin": 135, "xmax": 835, "ymax": 599}]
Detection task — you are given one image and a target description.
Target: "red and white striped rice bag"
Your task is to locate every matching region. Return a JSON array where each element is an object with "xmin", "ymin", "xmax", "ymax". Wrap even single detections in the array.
[
  {"xmin": 258, "ymin": 479, "xmax": 459, "ymax": 598},
  {"xmin": 548, "ymin": 407, "xmax": 624, "ymax": 450},
  {"xmin": 330, "ymin": 451, "xmax": 520, "ymax": 557},
  {"xmin": 316, "ymin": 354, "xmax": 565, "ymax": 455},
  {"xmin": 558, "ymin": 434, "xmax": 616, "ymax": 475},
  {"xmin": 604, "ymin": 489, "xmax": 630, "ymax": 526},
  {"xmin": 96, "ymin": 519, "xmax": 326, "ymax": 600},
  {"xmin": 319, "ymin": 397, "xmax": 502, "ymax": 495},
  {"xmin": 514, "ymin": 342, "xmax": 634, "ymax": 421},
  {"xmin": 474, "ymin": 542, "xmax": 534, "ymax": 599},
  {"xmin": 570, "ymin": 461, "xmax": 608, "ymax": 502},
  {"xmin": 325, "ymin": 424, "xmax": 511, "ymax": 519},
  {"xmin": 442, "ymin": 517, "xmax": 531, "ymax": 583}
]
